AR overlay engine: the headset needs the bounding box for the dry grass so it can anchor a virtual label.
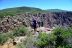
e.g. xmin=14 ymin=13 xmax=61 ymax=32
xmin=0 ymin=43 xmax=16 ymax=48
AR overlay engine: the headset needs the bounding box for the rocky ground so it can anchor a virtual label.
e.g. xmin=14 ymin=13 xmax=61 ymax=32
xmin=0 ymin=26 xmax=54 ymax=48
xmin=0 ymin=12 xmax=72 ymax=48
xmin=0 ymin=12 xmax=72 ymax=33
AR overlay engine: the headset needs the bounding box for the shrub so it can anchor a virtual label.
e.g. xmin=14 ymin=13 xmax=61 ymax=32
xmin=16 ymin=43 xmax=26 ymax=48
xmin=53 ymin=27 xmax=72 ymax=48
xmin=0 ymin=31 xmax=15 ymax=45
xmin=16 ymin=32 xmax=34 ymax=48
xmin=35 ymin=32 xmax=55 ymax=48
xmin=34 ymin=27 xmax=72 ymax=48
xmin=57 ymin=44 xmax=72 ymax=48
xmin=6 ymin=32 xmax=14 ymax=39
xmin=53 ymin=27 xmax=72 ymax=38
xmin=13 ymin=26 xmax=27 ymax=37
xmin=0 ymin=33 xmax=8 ymax=45
xmin=36 ymin=33 xmax=48 ymax=48
xmin=0 ymin=26 xmax=27 ymax=45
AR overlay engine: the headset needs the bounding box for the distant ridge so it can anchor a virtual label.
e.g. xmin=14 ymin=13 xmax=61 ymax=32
xmin=47 ymin=9 xmax=70 ymax=12
xmin=0 ymin=6 xmax=72 ymax=17
xmin=0 ymin=6 xmax=43 ymax=17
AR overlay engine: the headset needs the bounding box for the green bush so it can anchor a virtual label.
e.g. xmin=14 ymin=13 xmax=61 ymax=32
xmin=0 ymin=33 xmax=8 ymax=45
xmin=35 ymin=27 xmax=72 ymax=48
xmin=16 ymin=43 xmax=26 ymax=48
xmin=53 ymin=27 xmax=72 ymax=48
xmin=6 ymin=32 xmax=14 ymax=39
xmin=0 ymin=31 xmax=15 ymax=45
xmin=13 ymin=26 xmax=27 ymax=37
xmin=35 ymin=32 xmax=56 ymax=48
xmin=35 ymin=32 xmax=51 ymax=48
xmin=16 ymin=32 xmax=34 ymax=48
xmin=57 ymin=44 xmax=72 ymax=48
xmin=53 ymin=27 xmax=72 ymax=38
xmin=0 ymin=26 xmax=27 ymax=45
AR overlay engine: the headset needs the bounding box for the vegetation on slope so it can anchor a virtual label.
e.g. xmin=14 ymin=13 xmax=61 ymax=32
xmin=0 ymin=6 xmax=70 ymax=18
xmin=0 ymin=6 xmax=44 ymax=18
xmin=15 ymin=26 xmax=72 ymax=48
xmin=0 ymin=26 xmax=27 ymax=45
xmin=0 ymin=6 xmax=72 ymax=48
xmin=47 ymin=9 xmax=68 ymax=12
xmin=34 ymin=27 xmax=72 ymax=48
xmin=13 ymin=26 xmax=27 ymax=37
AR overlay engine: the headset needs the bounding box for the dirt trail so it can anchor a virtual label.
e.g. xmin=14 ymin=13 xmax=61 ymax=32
xmin=0 ymin=43 xmax=16 ymax=48
xmin=36 ymin=27 xmax=54 ymax=33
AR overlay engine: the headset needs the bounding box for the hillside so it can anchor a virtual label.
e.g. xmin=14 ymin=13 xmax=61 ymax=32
xmin=0 ymin=6 xmax=72 ymax=48
xmin=47 ymin=9 xmax=68 ymax=12
xmin=0 ymin=6 xmax=69 ymax=18
xmin=0 ymin=7 xmax=72 ymax=32
xmin=0 ymin=6 xmax=45 ymax=18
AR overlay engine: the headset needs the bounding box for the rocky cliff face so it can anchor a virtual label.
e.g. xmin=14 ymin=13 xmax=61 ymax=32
xmin=29 ymin=12 xmax=72 ymax=28
xmin=0 ymin=11 xmax=72 ymax=32
xmin=44 ymin=12 xmax=72 ymax=27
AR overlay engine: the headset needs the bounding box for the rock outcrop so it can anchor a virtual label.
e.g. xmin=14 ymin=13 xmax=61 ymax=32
xmin=0 ymin=11 xmax=72 ymax=32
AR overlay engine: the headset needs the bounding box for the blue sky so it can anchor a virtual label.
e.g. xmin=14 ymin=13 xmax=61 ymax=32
xmin=0 ymin=0 xmax=72 ymax=11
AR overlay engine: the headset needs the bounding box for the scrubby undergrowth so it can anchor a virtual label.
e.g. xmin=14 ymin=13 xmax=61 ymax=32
xmin=0 ymin=26 xmax=72 ymax=48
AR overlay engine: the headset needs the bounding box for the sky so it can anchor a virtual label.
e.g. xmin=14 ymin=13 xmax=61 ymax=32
xmin=0 ymin=0 xmax=72 ymax=11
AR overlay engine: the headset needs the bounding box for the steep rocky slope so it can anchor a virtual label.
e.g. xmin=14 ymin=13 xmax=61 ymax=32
xmin=0 ymin=7 xmax=72 ymax=32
